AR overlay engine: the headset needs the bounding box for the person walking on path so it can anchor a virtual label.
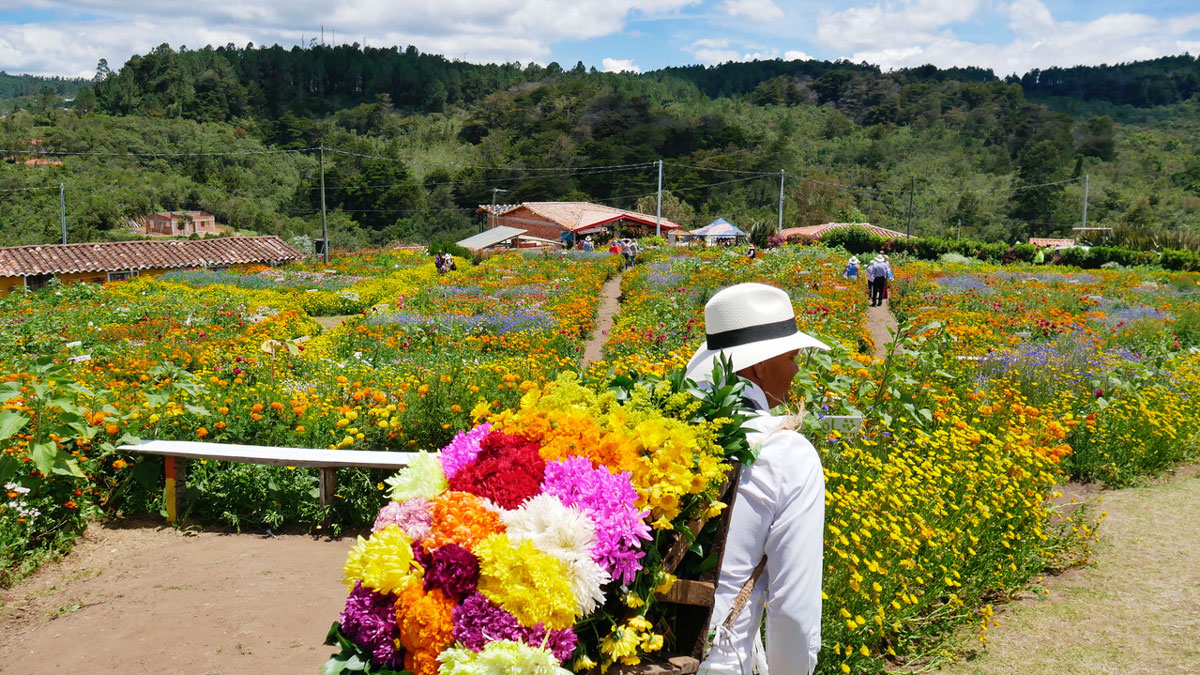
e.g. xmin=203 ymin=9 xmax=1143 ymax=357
xmin=866 ymin=255 xmax=887 ymax=306
xmin=687 ymin=283 xmax=829 ymax=675
xmin=843 ymin=255 xmax=859 ymax=280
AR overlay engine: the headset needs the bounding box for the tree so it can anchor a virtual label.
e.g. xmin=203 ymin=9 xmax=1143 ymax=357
xmin=636 ymin=190 xmax=697 ymax=229
xmin=1009 ymin=140 xmax=1070 ymax=236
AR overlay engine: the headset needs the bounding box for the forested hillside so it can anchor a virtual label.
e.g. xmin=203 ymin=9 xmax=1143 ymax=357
xmin=0 ymin=44 xmax=1195 ymax=250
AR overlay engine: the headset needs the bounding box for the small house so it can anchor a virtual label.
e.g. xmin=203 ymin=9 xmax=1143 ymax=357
xmin=142 ymin=211 xmax=219 ymax=236
xmin=0 ymin=236 xmax=303 ymax=295
xmin=477 ymin=201 xmax=682 ymax=243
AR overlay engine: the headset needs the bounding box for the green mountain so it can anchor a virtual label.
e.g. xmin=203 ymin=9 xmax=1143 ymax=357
xmin=0 ymin=44 xmax=1195 ymax=250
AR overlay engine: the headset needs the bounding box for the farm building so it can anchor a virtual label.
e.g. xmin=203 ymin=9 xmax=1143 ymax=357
xmin=778 ymin=222 xmax=914 ymax=241
xmin=0 ymin=236 xmax=303 ymax=295
xmin=141 ymin=210 xmax=219 ymax=236
xmin=1027 ymin=237 xmax=1077 ymax=249
xmin=477 ymin=202 xmax=682 ymax=243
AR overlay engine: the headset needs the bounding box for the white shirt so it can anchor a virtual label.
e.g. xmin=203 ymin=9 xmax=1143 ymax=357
xmin=700 ymin=381 xmax=825 ymax=675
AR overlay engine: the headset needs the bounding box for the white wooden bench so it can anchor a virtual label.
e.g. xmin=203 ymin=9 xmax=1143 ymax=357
xmin=117 ymin=440 xmax=414 ymax=523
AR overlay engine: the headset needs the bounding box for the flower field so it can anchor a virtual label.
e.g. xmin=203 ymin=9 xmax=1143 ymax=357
xmin=582 ymin=245 xmax=1200 ymax=672
xmin=2 ymin=242 xmax=1198 ymax=674
xmin=0 ymin=249 xmax=620 ymax=582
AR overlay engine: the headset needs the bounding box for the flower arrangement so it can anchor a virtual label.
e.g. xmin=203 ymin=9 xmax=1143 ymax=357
xmin=324 ymin=370 xmax=748 ymax=674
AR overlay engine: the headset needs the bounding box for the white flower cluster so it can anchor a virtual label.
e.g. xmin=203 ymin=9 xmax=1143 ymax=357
xmin=4 ymin=482 xmax=40 ymax=520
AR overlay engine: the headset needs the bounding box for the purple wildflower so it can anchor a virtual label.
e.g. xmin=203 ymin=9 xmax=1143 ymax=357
xmin=439 ymin=423 xmax=492 ymax=479
xmin=339 ymin=582 xmax=403 ymax=669
xmin=541 ymin=456 xmax=652 ymax=585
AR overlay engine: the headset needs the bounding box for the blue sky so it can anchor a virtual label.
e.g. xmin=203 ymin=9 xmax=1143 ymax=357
xmin=1 ymin=1 xmax=1197 ymax=79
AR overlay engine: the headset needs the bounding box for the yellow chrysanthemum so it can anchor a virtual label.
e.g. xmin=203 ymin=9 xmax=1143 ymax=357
xmin=342 ymin=524 xmax=418 ymax=595
xmin=474 ymin=533 xmax=577 ymax=630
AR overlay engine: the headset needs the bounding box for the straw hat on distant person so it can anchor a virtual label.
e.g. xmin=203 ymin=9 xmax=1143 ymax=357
xmin=686 ymin=283 xmax=829 ymax=382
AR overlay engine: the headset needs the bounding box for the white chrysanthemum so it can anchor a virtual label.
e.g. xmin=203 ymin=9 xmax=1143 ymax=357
xmin=502 ymin=494 xmax=611 ymax=615
xmin=384 ymin=451 xmax=447 ymax=501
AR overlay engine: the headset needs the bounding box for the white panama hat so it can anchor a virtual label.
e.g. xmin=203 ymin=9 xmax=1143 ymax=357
xmin=873 ymin=255 xmax=886 ymax=263
xmin=685 ymin=283 xmax=829 ymax=382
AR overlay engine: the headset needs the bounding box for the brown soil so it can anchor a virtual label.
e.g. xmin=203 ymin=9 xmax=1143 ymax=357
xmin=930 ymin=463 xmax=1200 ymax=674
xmin=866 ymin=300 xmax=899 ymax=359
xmin=313 ymin=315 xmax=357 ymax=332
xmin=0 ymin=519 xmax=351 ymax=674
xmin=580 ymin=273 xmax=624 ymax=369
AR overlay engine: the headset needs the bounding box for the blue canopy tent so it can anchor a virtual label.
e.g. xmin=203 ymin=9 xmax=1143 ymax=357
xmin=685 ymin=218 xmax=747 ymax=243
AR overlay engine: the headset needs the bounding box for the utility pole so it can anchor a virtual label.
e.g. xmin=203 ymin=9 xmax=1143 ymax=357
xmin=1081 ymin=174 xmax=1089 ymax=229
xmin=655 ymin=159 xmax=663 ymax=238
xmin=319 ymin=146 xmax=328 ymax=265
xmin=906 ymin=176 xmax=914 ymax=239
xmin=777 ymin=169 xmax=785 ymax=234
xmin=59 ymin=183 xmax=66 ymax=244
xmin=489 ymin=188 xmax=508 ymax=232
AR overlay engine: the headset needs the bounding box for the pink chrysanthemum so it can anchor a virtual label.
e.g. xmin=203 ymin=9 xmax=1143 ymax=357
xmin=439 ymin=423 xmax=492 ymax=479
xmin=373 ymin=497 xmax=433 ymax=540
xmin=541 ymin=456 xmax=651 ymax=585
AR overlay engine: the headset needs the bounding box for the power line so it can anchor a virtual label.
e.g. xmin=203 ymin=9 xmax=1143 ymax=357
xmin=322 ymin=146 xmax=655 ymax=173
xmin=663 ymin=161 xmax=777 ymax=176
xmin=0 ymin=147 xmax=318 ymax=157
xmin=0 ymin=184 xmax=62 ymax=193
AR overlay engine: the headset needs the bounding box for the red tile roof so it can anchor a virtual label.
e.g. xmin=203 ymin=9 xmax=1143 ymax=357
xmin=479 ymin=201 xmax=682 ymax=231
xmin=778 ymin=222 xmax=913 ymax=240
xmin=1027 ymin=237 xmax=1076 ymax=248
xmin=0 ymin=236 xmax=303 ymax=277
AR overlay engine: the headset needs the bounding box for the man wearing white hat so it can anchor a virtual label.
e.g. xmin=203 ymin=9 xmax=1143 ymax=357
xmin=687 ymin=282 xmax=828 ymax=675
xmin=866 ymin=255 xmax=887 ymax=306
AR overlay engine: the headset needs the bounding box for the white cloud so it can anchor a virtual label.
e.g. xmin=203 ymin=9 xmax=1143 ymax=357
xmin=684 ymin=38 xmax=805 ymax=65
xmin=817 ymin=0 xmax=984 ymax=51
xmin=0 ymin=0 xmax=701 ymax=76
xmin=602 ymin=57 xmax=640 ymax=73
xmin=723 ymin=0 xmax=783 ymax=22
xmin=826 ymin=0 xmax=1200 ymax=76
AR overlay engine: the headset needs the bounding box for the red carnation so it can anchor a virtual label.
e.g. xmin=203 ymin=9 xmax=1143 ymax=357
xmin=447 ymin=431 xmax=546 ymax=509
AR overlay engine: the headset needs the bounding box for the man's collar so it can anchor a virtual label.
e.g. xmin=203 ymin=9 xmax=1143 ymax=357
xmin=740 ymin=380 xmax=771 ymax=412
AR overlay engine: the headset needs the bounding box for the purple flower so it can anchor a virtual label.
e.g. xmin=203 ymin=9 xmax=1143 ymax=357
xmin=417 ymin=544 xmax=479 ymax=601
xmin=439 ymin=423 xmax=492 ymax=479
xmin=452 ymin=592 xmax=578 ymax=662
xmin=373 ymin=497 xmax=432 ymax=540
xmin=339 ymin=582 xmax=402 ymax=669
xmin=541 ymin=456 xmax=651 ymax=585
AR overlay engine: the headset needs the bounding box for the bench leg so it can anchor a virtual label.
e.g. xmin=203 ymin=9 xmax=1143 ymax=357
xmin=164 ymin=455 xmax=184 ymax=524
xmin=319 ymin=467 xmax=337 ymax=507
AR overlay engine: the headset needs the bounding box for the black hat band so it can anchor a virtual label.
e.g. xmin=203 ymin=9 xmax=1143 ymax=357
xmin=705 ymin=317 xmax=798 ymax=350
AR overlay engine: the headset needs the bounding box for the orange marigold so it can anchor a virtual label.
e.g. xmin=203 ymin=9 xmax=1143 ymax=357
xmin=396 ymin=585 xmax=455 ymax=675
xmin=424 ymin=491 xmax=505 ymax=550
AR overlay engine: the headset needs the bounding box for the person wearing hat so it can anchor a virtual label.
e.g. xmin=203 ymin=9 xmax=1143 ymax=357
xmin=687 ymin=283 xmax=828 ymax=675
xmin=866 ymin=255 xmax=887 ymax=306
xmin=843 ymin=255 xmax=859 ymax=280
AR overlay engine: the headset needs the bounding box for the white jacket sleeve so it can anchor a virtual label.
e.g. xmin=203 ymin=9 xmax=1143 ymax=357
xmin=700 ymin=418 xmax=825 ymax=675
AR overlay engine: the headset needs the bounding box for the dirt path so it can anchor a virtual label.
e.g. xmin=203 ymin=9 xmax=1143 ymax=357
xmin=0 ymin=521 xmax=350 ymax=674
xmin=866 ymin=299 xmax=899 ymax=359
xmin=313 ymin=315 xmax=356 ymax=332
xmin=931 ymin=464 xmax=1200 ymax=674
xmin=580 ymin=272 xmax=624 ymax=369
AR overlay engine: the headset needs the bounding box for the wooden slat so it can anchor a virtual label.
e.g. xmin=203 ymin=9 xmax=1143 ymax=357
xmin=118 ymin=440 xmax=414 ymax=469
xmin=657 ymin=580 xmax=715 ymax=607
xmin=609 ymin=655 xmax=700 ymax=674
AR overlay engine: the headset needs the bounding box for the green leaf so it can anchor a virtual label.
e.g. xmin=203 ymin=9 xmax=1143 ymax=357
xmin=30 ymin=441 xmax=59 ymax=476
xmin=184 ymin=404 xmax=210 ymax=417
xmin=0 ymin=410 xmax=29 ymax=441
xmin=0 ymin=381 xmax=21 ymax=402
xmin=145 ymin=391 xmax=169 ymax=408
xmin=0 ymin=454 xmax=18 ymax=484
